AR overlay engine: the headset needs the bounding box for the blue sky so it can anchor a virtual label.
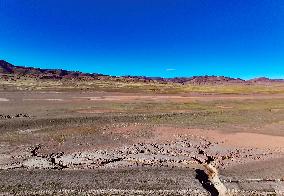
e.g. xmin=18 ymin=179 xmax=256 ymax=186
xmin=0 ymin=0 xmax=284 ymax=79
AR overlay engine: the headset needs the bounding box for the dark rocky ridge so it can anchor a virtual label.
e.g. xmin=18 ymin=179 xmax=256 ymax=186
xmin=1 ymin=60 xmax=283 ymax=84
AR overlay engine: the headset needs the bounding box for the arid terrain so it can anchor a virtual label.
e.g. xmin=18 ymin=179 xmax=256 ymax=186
xmin=0 ymin=61 xmax=284 ymax=195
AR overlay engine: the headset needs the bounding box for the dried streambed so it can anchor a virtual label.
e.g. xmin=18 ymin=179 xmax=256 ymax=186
xmin=1 ymin=136 xmax=283 ymax=195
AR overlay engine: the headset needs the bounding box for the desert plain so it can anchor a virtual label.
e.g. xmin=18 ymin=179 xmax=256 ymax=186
xmin=0 ymin=63 xmax=284 ymax=195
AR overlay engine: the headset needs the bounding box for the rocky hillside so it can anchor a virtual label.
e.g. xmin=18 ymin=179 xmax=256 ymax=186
xmin=0 ymin=60 xmax=283 ymax=84
xmin=0 ymin=60 xmax=105 ymax=80
xmin=248 ymin=77 xmax=284 ymax=83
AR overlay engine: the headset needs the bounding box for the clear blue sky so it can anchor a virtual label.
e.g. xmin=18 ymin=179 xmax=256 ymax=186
xmin=0 ymin=0 xmax=284 ymax=79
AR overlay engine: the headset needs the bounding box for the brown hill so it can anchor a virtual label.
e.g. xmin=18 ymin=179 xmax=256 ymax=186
xmin=0 ymin=60 xmax=282 ymax=84
xmin=0 ymin=60 xmax=104 ymax=80
xmin=248 ymin=77 xmax=284 ymax=83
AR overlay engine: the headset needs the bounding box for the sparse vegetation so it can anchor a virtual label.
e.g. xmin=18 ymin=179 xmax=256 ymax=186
xmin=1 ymin=74 xmax=284 ymax=94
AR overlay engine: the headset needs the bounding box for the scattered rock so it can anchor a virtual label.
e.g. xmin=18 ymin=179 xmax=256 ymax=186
xmin=0 ymin=113 xmax=30 ymax=119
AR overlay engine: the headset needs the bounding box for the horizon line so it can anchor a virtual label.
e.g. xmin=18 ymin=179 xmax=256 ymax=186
xmin=1 ymin=59 xmax=283 ymax=81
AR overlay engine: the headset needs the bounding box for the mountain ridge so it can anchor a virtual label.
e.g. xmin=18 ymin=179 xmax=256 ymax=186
xmin=1 ymin=60 xmax=283 ymax=84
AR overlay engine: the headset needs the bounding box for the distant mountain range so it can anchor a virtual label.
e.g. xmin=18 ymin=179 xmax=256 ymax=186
xmin=0 ymin=60 xmax=283 ymax=84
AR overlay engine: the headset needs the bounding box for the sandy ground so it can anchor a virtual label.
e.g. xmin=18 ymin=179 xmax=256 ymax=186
xmin=0 ymin=91 xmax=284 ymax=195
xmin=167 ymin=127 xmax=284 ymax=150
xmin=2 ymin=91 xmax=284 ymax=102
